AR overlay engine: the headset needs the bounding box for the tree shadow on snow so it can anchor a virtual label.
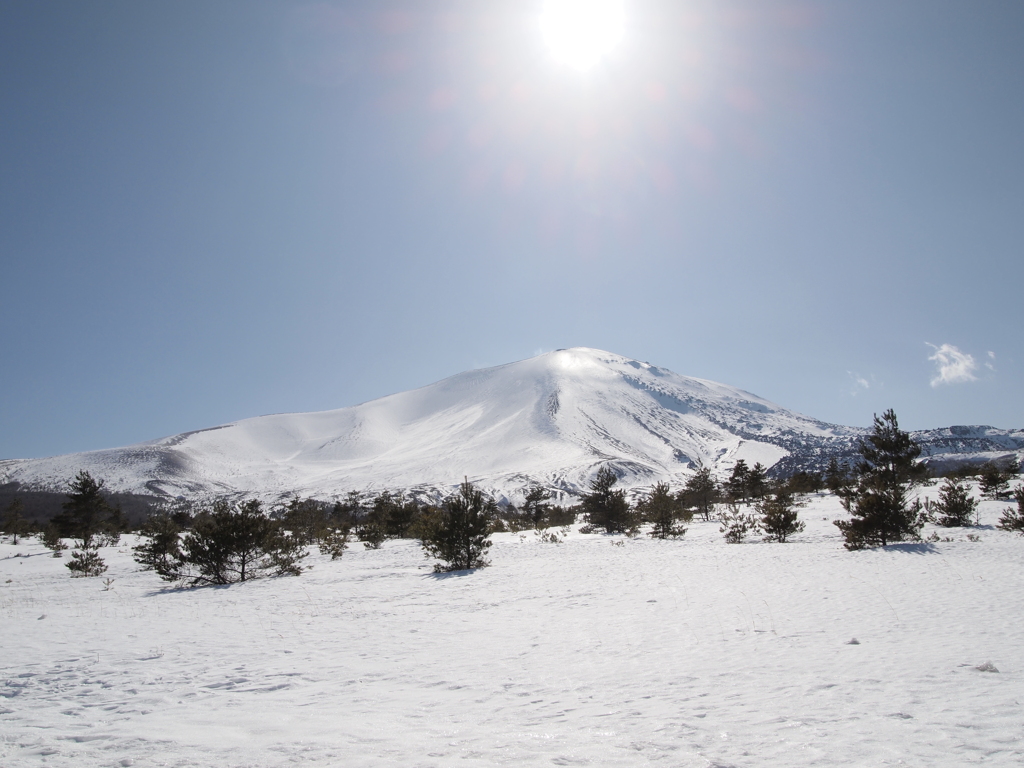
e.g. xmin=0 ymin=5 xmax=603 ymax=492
xmin=883 ymin=542 xmax=938 ymax=554
xmin=424 ymin=568 xmax=479 ymax=580
xmin=2 ymin=550 xmax=53 ymax=561
xmin=142 ymin=582 xmax=237 ymax=597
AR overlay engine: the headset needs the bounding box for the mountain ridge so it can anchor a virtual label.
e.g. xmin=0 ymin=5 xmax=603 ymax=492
xmin=2 ymin=348 xmax=1021 ymax=504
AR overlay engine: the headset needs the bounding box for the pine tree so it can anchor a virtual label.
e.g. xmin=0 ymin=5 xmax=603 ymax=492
xmin=641 ymin=482 xmax=689 ymax=539
xmin=66 ymin=545 xmax=107 ymax=577
xmin=784 ymin=471 xmax=822 ymax=496
xmin=420 ymin=479 xmax=494 ymax=571
xmin=522 ymin=486 xmax=552 ymax=529
xmin=719 ymin=503 xmax=759 ymax=543
xmin=834 ymin=409 xmax=925 ymax=549
xmin=997 ymin=485 xmax=1024 ymax=535
xmin=581 ymin=466 xmax=633 ymax=534
xmin=158 ymin=497 xmax=196 ymax=530
xmin=746 ymin=462 xmax=769 ymax=502
xmin=41 ymin=524 xmax=68 ymax=557
xmin=132 ymin=513 xmax=183 ymax=577
xmin=358 ymin=492 xmax=391 ymax=549
xmin=334 ymin=491 xmax=364 ymax=530
xmin=825 ymin=456 xmax=856 ymax=507
xmin=51 ymin=470 xmax=118 ymax=548
xmin=140 ymin=499 xmax=306 ymax=585
xmin=758 ymin=491 xmax=805 ymax=542
xmin=318 ymin=525 xmax=350 ymax=559
xmin=280 ymin=497 xmax=332 ymax=545
xmin=385 ymin=494 xmax=420 ymax=538
xmin=825 ymin=456 xmax=845 ymax=493
xmin=1 ymin=498 xmax=32 ymax=544
xmin=979 ymin=459 xmax=1016 ymax=499
xmin=932 ymin=477 xmax=979 ymax=527
xmin=683 ymin=461 xmax=718 ymax=521
xmin=725 ymin=460 xmax=751 ymax=503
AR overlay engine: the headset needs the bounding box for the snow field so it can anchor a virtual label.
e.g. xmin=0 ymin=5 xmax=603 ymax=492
xmin=2 ymin=492 xmax=1023 ymax=767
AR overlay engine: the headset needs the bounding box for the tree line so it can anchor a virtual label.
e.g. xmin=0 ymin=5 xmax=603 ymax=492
xmin=3 ymin=408 xmax=1023 ymax=580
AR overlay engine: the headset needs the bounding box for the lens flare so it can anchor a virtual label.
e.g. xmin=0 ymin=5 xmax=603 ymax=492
xmin=540 ymin=0 xmax=625 ymax=72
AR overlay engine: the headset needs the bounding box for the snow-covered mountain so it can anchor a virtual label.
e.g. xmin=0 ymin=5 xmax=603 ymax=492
xmin=1 ymin=348 xmax=1020 ymax=503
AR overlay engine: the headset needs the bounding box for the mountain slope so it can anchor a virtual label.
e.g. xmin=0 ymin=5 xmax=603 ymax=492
xmin=1 ymin=348 xmax=1020 ymax=502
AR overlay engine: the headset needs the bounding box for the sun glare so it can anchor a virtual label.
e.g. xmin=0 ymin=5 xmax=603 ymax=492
xmin=540 ymin=0 xmax=625 ymax=72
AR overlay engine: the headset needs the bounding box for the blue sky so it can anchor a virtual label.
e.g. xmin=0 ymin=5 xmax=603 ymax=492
xmin=2 ymin=0 xmax=1022 ymax=460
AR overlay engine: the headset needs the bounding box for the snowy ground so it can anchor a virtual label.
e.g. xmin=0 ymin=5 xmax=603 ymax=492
xmin=2 ymin=490 xmax=1023 ymax=767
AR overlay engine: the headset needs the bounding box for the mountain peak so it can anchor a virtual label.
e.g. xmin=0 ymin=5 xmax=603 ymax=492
xmin=0 ymin=349 xmax=836 ymax=501
xmin=2 ymin=350 xmax=1019 ymax=503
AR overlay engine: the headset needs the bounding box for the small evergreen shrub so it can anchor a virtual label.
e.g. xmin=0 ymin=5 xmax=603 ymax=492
xmin=132 ymin=514 xmax=182 ymax=576
xmin=66 ymin=546 xmax=107 ymax=577
xmin=318 ymin=526 xmax=350 ymax=559
xmin=932 ymin=477 xmax=979 ymax=527
xmin=358 ymin=518 xmax=387 ymax=549
xmin=42 ymin=525 xmax=68 ymax=557
xmin=420 ymin=480 xmax=494 ymax=572
xmin=547 ymin=504 xmax=578 ymax=527
xmin=783 ymin=470 xmax=823 ymax=496
xmin=640 ymin=482 xmax=690 ymax=539
xmin=355 ymin=491 xmax=404 ymax=548
xmin=535 ymin=528 xmax=565 ymax=544
xmin=490 ymin=504 xmax=532 ymax=533
xmin=979 ymin=459 xmax=1016 ymax=499
xmin=719 ymin=504 xmax=759 ymax=543
xmin=758 ymin=492 xmax=805 ymax=543
xmin=997 ymin=486 xmax=1024 ymax=535
xmin=134 ymin=499 xmax=306 ymax=586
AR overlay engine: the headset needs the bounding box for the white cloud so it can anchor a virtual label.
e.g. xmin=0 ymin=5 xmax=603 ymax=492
xmin=926 ymin=343 xmax=978 ymax=387
xmin=986 ymin=350 xmax=996 ymax=371
xmin=847 ymin=371 xmax=870 ymax=396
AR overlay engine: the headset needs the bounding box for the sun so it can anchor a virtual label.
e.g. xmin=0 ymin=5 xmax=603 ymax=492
xmin=540 ymin=0 xmax=625 ymax=72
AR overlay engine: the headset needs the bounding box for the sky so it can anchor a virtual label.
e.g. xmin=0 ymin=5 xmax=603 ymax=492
xmin=2 ymin=0 xmax=1022 ymax=460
